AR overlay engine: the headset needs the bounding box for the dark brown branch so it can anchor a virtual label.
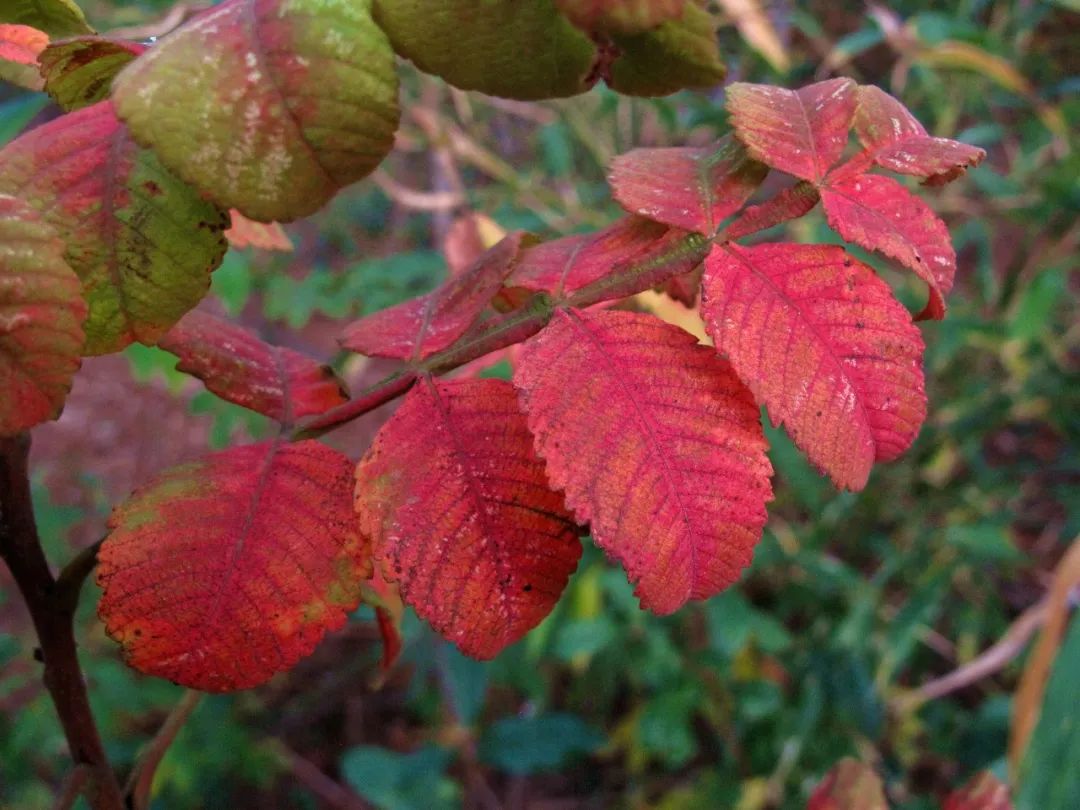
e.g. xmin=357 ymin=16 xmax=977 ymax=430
xmin=0 ymin=435 xmax=123 ymax=810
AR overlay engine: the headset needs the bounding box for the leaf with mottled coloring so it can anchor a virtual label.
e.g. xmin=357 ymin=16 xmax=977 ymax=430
xmin=356 ymin=378 xmax=581 ymax=658
xmin=514 ymin=308 xmax=772 ymax=614
xmin=0 ymin=23 xmax=47 ymax=90
xmin=38 ymin=35 xmax=145 ymax=111
xmin=373 ymin=0 xmax=595 ymax=100
xmin=726 ymin=78 xmax=856 ymax=181
xmin=556 ymin=0 xmax=686 ymax=34
xmin=851 ymin=85 xmax=985 ymax=185
xmin=0 ymin=194 xmax=86 ymax=437
xmin=0 ymin=101 xmax=228 ymax=355
xmin=944 ymin=772 xmax=1012 ymax=810
xmin=225 ymin=211 xmax=293 ymax=252
xmin=608 ymin=3 xmax=725 ymax=97
xmin=806 ymin=759 xmax=888 ymax=810
xmin=821 ymin=173 xmax=955 ymax=319
xmin=0 ymin=0 xmax=93 ymax=38
xmin=113 ymin=0 xmax=400 ymax=222
xmin=608 ymin=136 xmax=767 ymax=235
xmin=702 ymin=243 xmax=926 ymax=491
xmin=340 ymin=232 xmax=525 ymax=361
xmin=97 ymin=440 xmax=368 ymax=692
xmin=157 ymin=310 xmax=346 ymax=424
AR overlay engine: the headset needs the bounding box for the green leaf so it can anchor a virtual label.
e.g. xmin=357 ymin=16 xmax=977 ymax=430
xmin=0 ymin=101 xmax=228 ymax=355
xmin=373 ymin=0 xmax=596 ymax=100
xmin=0 ymin=0 xmax=93 ymax=38
xmin=113 ymin=0 xmax=400 ymax=222
xmin=1017 ymin=616 xmax=1080 ymax=810
xmin=341 ymin=745 xmax=459 ymax=810
xmin=608 ymin=3 xmax=725 ymax=97
xmin=478 ymin=713 xmax=603 ymax=774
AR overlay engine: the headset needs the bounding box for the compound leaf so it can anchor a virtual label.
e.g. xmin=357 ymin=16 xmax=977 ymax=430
xmin=340 ymin=232 xmax=525 ymax=361
xmin=820 ymin=173 xmax=955 ymax=319
xmin=702 ymin=243 xmax=926 ymax=491
xmin=726 ymin=78 xmax=856 ymax=182
xmin=356 ymin=377 xmax=580 ymax=658
xmin=514 ymin=308 xmax=772 ymax=614
xmin=39 ymin=35 xmax=145 ymax=111
xmin=97 ymin=440 xmax=368 ymax=692
xmin=0 ymin=194 xmax=86 ymax=436
xmin=0 ymin=101 xmax=228 ymax=355
xmin=725 ymin=180 xmax=819 ymax=240
xmin=113 ymin=0 xmax=400 ymax=222
xmin=158 ymin=309 xmax=347 ymax=424
xmin=608 ymin=136 xmax=767 ymax=235
xmin=852 ymin=85 xmax=986 ymax=185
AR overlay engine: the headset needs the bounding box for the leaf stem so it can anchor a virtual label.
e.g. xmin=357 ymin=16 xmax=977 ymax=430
xmin=125 ymin=689 xmax=203 ymax=810
xmin=0 ymin=434 xmax=123 ymax=810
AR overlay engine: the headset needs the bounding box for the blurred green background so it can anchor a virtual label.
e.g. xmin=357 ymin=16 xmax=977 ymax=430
xmin=1 ymin=1 xmax=1077 ymax=808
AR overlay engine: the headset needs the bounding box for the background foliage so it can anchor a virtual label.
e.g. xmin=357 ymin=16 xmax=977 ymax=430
xmin=1 ymin=0 xmax=1076 ymax=808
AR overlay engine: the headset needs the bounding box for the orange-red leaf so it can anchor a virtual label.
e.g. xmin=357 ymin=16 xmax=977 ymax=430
xmin=608 ymin=136 xmax=767 ymax=235
xmin=702 ymin=243 xmax=926 ymax=491
xmin=852 ymin=85 xmax=985 ymax=185
xmin=556 ymin=0 xmax=687 ymax=34
xmin=943 ymin=772 xmax=1012 ymax=810
xmin=514 ymin=308 xmax=772 ymax=614
xmin=38 ymin=35 xmax=146 ymax=111
xmin=97 ymin=440 xmax=368 ymax=692
xmin=806 ymin=758 xmax=888 ymax=810
xmin=725 ymin=180 xmax=820 ymax=240
xmin=727 ymin=78 xmax=856 ymax=182
xmin=355 ymin=378 xmax=580 ymax=658
xmin=0 ymin=23 xmax=47 ymax=90
xmin=821 ymin=173 xmax=955 ymax=320
xmin=224 ymin=210 xmax=294 ymax=252
xmin=0 ymin=100 xmax=228 ymax=354
xmin=157 ymin=310 xmax=347 ymax=423
xmin=340 ymin=233 xmax=525 ymax=361
xmin=0 ymin=194 xmax=86 ymax=437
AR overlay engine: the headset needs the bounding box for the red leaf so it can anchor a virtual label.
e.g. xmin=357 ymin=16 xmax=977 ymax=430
xmin=340 ymin=232 xmax=525 ymax=361
xmin=0 ymin=194 xmax=87 ymax=437
xmin=0 ymin=100 xmax=229 ymax=355
xmin=807 ymin=759 xmax=888 ymax=810
xmin=702 ymin=243 xmax=926 ymax=491
xmin=725 ymin=180 xmax=820 ymax=240
xmin=443 ymin=212 xmax=505 ymax=275
xmin=726 ymin=78 xmax=856 ymax=182
xmin=39 ymin=35 xmax=147 ymax=111
xmin=0 ymin=22 xmax=47 ymax=65
xmin=514 ymin=308 xmax=772 ymax=614
xmin=157 ymin=310 xmax=347 ymax=424
xmin=224 ymin=210 xmax=293 ymax=252
xmin=851 ymin=85 xmax=985 ymax=185
xmin=507 ymin=217 xmax=709 ymax=307
xmin=359 ymin=567 xmax=404 ymax=671
xmin=97 ymin=440 xmax=368 ymax=692
xmin=658 ymin=263 xmax=703 ymax=306
xmin=0 ymin=23 xmax=47 ymax=90
xmin=355 ymin=378 xmax=580 ymax=658
xmin=608 ymin=136 xmax=767 ymax=234
xmin=821 ymin=173 xmax=955 ymax=320
xmin=943 ymin=772 xmax=1012 ymax=810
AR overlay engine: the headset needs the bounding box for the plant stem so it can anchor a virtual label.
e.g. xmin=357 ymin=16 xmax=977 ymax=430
xmin=0 ymin=434 xmax=123 ymax=810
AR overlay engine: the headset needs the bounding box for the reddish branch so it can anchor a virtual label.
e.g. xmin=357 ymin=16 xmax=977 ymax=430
xmin=0 ymin=435 xmax=124 ymax=809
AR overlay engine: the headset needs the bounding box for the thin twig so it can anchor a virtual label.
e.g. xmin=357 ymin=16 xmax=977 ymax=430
xmin=51 ymin=765 xmax=91 ymax=810
xmin=54 ymin=538 xmax=104 ymax=614
xmin=126 ymin=690 xmax=204 ymax=810
xmin=0 ymin=435 xmax=123 ymax=810
xmin=269 ymin=740 xmax=372 ymax=810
